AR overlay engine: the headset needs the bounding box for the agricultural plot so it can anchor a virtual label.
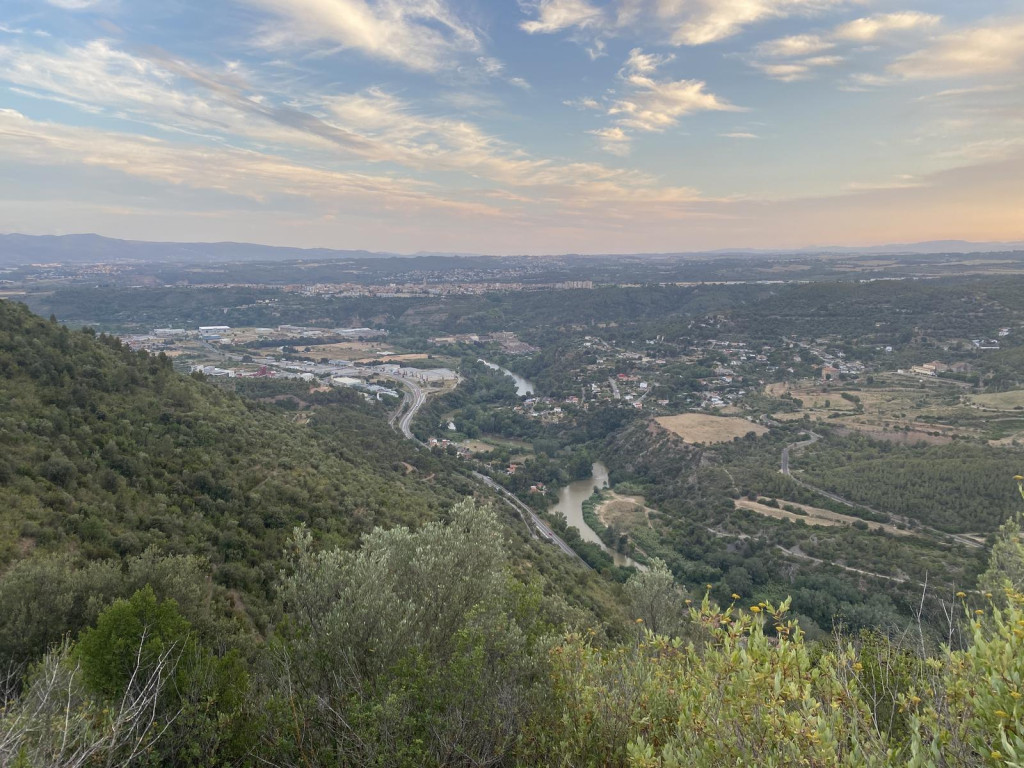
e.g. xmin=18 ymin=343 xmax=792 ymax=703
xmin=970 ymin=390 xmax=1024 ymax=409
xmin=735 ymin=498 xmax=913 ymax=537
xmin=762 ymin=376 xmax=1007 ymax=440
xmin=655 ymin=414 xmax=768 ymax=444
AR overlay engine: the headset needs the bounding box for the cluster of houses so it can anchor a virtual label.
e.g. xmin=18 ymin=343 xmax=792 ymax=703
xmin=904 ymin=360 xmax=973 ymax=377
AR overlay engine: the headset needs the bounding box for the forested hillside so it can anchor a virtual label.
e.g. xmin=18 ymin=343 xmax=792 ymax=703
xmin=600 ymin=419 xmax=988 ymax=636
xmin=0 ymin=298 xmax=513 ymax=665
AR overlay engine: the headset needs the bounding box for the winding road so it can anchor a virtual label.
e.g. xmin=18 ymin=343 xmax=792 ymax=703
xmin=780 ymin=431 xmax=982 ymax=550
xmin=380 ymin=374 xmax=589 ymax=568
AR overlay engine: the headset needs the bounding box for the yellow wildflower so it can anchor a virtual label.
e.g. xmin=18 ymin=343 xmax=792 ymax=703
xmin=750 ymin=606 xmax=761 ymax=613
xmin=956 ymin=591 xmax=966 ymax=598
xmin=731 ymin=593 xmax=741 ymax=600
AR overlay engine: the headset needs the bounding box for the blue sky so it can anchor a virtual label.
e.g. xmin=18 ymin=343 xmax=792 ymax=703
xmin=0 ymin=0 xmax=1022 ymax=253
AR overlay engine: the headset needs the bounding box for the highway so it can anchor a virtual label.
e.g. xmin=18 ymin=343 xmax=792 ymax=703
xmin=471 ymin=472 xmax=591 ymax=569
xmin=386 ymin=376 xmax=426 ymax=441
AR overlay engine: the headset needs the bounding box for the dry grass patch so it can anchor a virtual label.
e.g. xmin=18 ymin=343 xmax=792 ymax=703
xmin=971 ymin=390 xmax=1024 ymax=409
xmin=735 ymin=499 xmax=912 ymax=537
xmin=656 ymin=414 xmax=767 ymax=444
xmin=596 ymin=494 xmax=653 ymax=532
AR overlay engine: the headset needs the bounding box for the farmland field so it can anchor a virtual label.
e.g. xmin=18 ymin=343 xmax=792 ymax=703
xmin=970 ymin=390 xmax=1024 ymax=409
xmin=655 ymin=414 xmax=768 ymax=443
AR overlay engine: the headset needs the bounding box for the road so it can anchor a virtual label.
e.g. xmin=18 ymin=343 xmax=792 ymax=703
xmin=472 ymin=472 xmax=591 ymax=569
xmin=780 ymin=430 xmax=820 ymax=475
xmin=780 ymin=431 xmax=982 ymax=550
xmin=385 ymin=376 xmax=426 ymax=441
xmin=379 ymin=377 xmax=588 ymax=568
xmin=607 ymin=377 xmax=621 ymax=400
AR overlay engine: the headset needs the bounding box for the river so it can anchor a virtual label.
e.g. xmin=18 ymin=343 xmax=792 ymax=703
xmin=479 ymin=360 xmax=535 ymax=396
xmin=551 ymin=462 xmax=639 ymax=568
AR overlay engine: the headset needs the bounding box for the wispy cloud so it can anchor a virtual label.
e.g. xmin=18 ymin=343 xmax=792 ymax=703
xmin=0 ymin=34 xmax=714 ymax=220
xmin=0 ymin=108 xmax=495 ymax=215
xmin=663 ymin=0 xmax=851 ymax=47
xmin=44 ymin=0 xmax=103 ymax=8
xmin=752 ymin=55 xmax=842 ymax=81
xmin=584 ymin=47 xmax=742 ymax=153
xmin=844 ymin=174 xmax=922 ymax=191
xmin=754 ymin=33 xmax=834 ymax=58
xmin=520 ymin=0 xmax=853 ymax=50
xmin=240 ymin=0 xmax=482 ymax=72
xmin=519 ymin=0 xmax=605 ymax=34
xmin=476 ymin=56 xmax=531 ymax=89
xmin=834 ymin=12 xmax=940 ymax=42
xmin=750 ymin=11 xmax=940 ymax=81
xmin=890 ymin=19 xmax=1024 ymax=79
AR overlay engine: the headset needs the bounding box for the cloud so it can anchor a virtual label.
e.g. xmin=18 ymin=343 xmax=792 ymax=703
xmin=840 ymin=72 xmax=891 ymax=90
xmin=750 ymin=11 xmax=940 ymax=81
xmin=476 ymin=56 xmax=531 ymax=88
xmin=609 ymin=74 xmax=740 ymax=133
xmin=241 ymin=0 xmax=481 ymax=72
xmin=519 ymin=0 xmax=852 ymax=50
xmin=580 ymin=48 xmax=741 ymax=153
xmin=589 ymin=126 xmax=631 ymax=155
xmin=0 ymin=38 xmax=710 ymax=211
xmin=0 ymin=104 xmax=709 ymax=232
xmin=844 ymin=174 xmax=922 ymax=191
xmin=890 ymin=19 xmax=1024 ymax=79
xmin=0 ymin=40 xmax=364 ymax=152
xmin=752 ymin=55 xmax=842 ymax=81
xmin=519 ymin=0 xmax=606 ymax=34
xmin=0 ymin=108 xmax=495 ymax=216
xmin=721 ymin=132 xmax=759 ymax=139
xmin=754 ymin=33 xmax=833 ymax=58
xmin=666 ymin=0 xmax=849 ymax=47
xmin=321 ymin=86 xmax=705 ymax=201
xmin=834 ymin=12 xmax=940 ymax=43
xmin=44 ymin=0 xmax=103 ymax=8
xmin=622 ymin=46 xmax=674 ymax=74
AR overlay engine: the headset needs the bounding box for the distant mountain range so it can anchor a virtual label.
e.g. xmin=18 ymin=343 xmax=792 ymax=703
xmin=704 ymin=240 xmax=1024 ymax=256
xmin=0 ymin=233 xmax=396 ymax=266
xmin=1 ymin=232 xmax=1023 ymax=266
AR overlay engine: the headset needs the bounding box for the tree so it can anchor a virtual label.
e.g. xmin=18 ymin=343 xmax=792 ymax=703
xmin=977 ymin=512 xmax=1024 ymax=604
xmin=622 ymin=558 xmax=687 ymax=637
xmin=264 ymin=500 xmax=552 ymax=766
xmin=74 ymin=586 xmax=192 ymax=700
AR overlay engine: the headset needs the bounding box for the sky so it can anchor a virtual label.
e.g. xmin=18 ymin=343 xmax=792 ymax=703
xmin=0 ymin=0 xmax=1022 ymax=254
